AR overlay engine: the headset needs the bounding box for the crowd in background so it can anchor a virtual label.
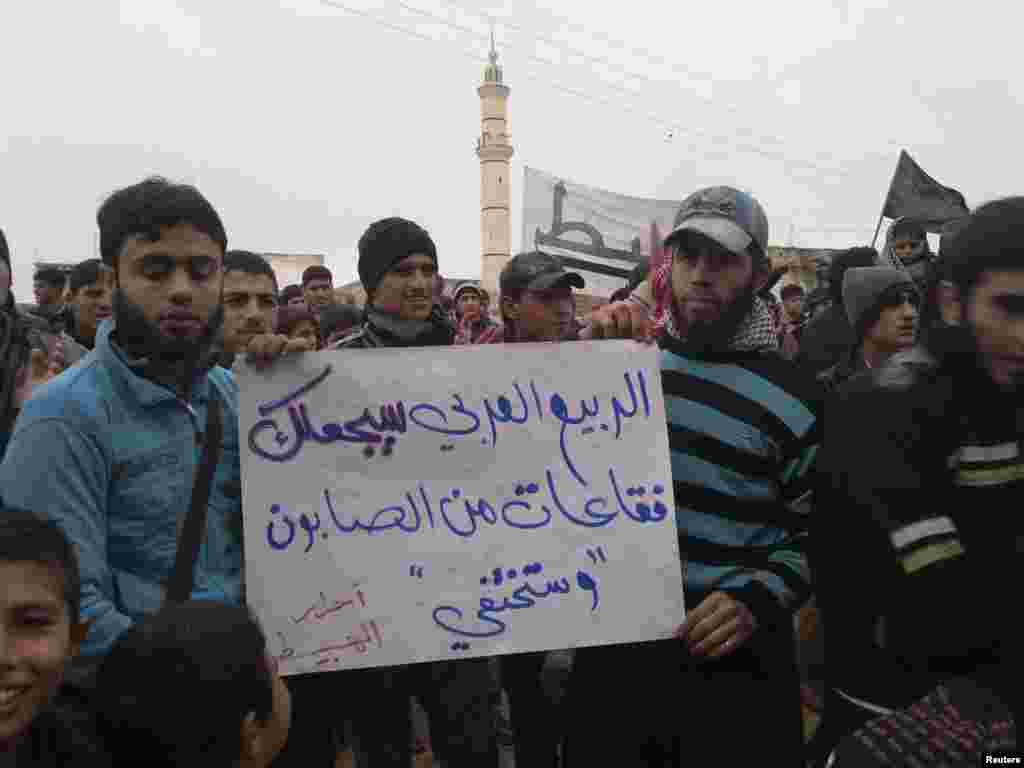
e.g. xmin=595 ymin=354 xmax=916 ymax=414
xmin=0 ymin=178 xmax=1020 ymax=768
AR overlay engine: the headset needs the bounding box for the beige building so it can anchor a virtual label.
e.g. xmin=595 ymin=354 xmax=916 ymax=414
xmin=263 ymin=252 xmax=325 ymax=290
xmin=477 ymin=35 xmax=514 ymax=298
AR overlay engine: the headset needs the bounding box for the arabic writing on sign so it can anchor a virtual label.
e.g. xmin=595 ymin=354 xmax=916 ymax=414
xmin=276 ymin=589 xmax=382 ymax=668
xmin=290 ymin=589 xmax=366 ymax=625
xmin=265 ymin=467 xmax=670 ymax=553
xmin=247 ymin=364 xmax=651 ymax=486
xmin=433 ymin=558 xmax=604 ymax=641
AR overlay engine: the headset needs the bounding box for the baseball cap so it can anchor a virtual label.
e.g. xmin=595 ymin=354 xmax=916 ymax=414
xmin=500 ymin=251 xmax=585 ymax=297
xmin=664 ymin=186 xmax=770 ymax=261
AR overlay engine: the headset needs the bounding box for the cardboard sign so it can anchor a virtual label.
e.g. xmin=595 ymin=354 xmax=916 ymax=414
xmin=238 ymin=341 xmax=684 ymax=675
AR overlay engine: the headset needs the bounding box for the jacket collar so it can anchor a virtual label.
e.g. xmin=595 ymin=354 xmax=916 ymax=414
xmin=95 ymin=318 xmax=211 ymax=408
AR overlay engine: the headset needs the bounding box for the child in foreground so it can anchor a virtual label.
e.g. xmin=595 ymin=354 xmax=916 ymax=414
xmin=96 ymin=600 xmax=292 ymax=768
xmin=0 ymin=504 xmax=105 ymax=767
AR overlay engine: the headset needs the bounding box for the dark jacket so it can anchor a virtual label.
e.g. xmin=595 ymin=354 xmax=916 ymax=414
xmin=4 ymin=684 xmax=110 ymax=767
xmin=816 ymin=349 xmax=868 ymax=395
xmin=814 ymin=345 xmax=1022 ymax=730
xmin=333 ymin=305 xmax=455 ymax=350
xmin=794 ymin=304 xmax=854 ymax=376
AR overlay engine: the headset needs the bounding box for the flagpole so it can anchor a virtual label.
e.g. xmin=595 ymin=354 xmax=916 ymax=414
xmin=870 ymin=212 xmax=885 ymax=249
xmin=871 ymin=150 xmax=904 ymax=250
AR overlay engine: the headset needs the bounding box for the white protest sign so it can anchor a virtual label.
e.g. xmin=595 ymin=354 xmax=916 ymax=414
xmin=238 ymin=341 xmax=684 ymax=676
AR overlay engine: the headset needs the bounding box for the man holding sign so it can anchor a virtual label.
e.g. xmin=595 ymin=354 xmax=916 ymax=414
xmin=331 ymin=217 xmax=499 ymax=768
xmin=579 ymin=187 xmax=822 ymax=767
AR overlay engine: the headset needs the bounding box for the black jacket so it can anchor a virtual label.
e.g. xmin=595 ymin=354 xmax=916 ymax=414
xmin=4 ymin=684 xmax=110 ymax=768
xmin=814 ymin=346 xmax=1022 ymax=724
xmin=816 ymin=349 xmax=868 ymax=396
xmin=333 ymin=305 xmax=455 ymax=349
xmin=795 ymin=304 xmax=854 ymax=376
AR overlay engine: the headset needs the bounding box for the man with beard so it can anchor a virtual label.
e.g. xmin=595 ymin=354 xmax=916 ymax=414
xmin=571 ymin=186 xmax=821 ymax=767
xmin=814 ymin=198 xmax=1024 ymax=766
xmin=63 ymin=259 xmax=114 ymax=357
xmin=0 ymin=178 xmax=324 ymax=765
xmin=333 ymin=217 xmax=498 ymax=768
xmin=219 ymin=250 xmax=278 ymax=368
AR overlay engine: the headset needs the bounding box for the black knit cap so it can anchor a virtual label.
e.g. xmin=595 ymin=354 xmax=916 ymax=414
xmin=301 ymin=265 xmax=333 ymax=287
xmin=357 ymin=217 xmax=437 ymax=296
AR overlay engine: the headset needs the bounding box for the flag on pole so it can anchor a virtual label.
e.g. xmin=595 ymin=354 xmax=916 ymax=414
xmin=882 ymin=150 xmax=969 ymax=233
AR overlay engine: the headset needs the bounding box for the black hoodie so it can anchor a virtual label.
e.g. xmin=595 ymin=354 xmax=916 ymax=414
xmin=814 ymin=335 xmax=1023 ymax=735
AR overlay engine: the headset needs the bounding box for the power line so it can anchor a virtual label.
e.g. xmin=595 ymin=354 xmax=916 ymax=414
xmin=438 ymin=0 xmax=900 ymax=169
xmin=387 ymin=0 xmax=860 ymax=175
xmin=312 ymin=0 xmax=880 ymax=237
xmin=318 ymin=0 xmax=870 ymax=179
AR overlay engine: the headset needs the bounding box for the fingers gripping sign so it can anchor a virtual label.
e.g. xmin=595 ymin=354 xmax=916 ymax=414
xmin=584 ymin=301 xmax=654 ymax=342
xmin=675 ymin=591 xmax=757 ymax=660
xmin=244 ymin=333 xmax=315 ymax=370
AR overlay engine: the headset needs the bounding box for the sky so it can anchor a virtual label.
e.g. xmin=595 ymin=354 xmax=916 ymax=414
xmin=2 ymin=0 xmax=1022 ymax=301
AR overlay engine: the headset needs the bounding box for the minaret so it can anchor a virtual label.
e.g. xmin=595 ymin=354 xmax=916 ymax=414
xmin=477 ymin=30 xmax=513 ymax=298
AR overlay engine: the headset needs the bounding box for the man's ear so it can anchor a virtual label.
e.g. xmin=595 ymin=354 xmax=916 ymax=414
xmin=70 ymin=620 xmax=92 ymax=653
xmin=937 ymin=280 xmax=962 ymax=326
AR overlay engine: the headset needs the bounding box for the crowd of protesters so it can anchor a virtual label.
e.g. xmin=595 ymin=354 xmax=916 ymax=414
xmin=0 ymin=175 xmax=1020 ymax=768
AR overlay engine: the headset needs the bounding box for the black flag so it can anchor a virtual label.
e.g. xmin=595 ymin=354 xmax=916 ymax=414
xmin=882 ymin=150 xmax=969 ymax=233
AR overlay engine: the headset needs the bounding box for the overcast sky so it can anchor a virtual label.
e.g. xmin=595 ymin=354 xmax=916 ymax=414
xmin=2 ymin=0 xmax=1021 ymax=300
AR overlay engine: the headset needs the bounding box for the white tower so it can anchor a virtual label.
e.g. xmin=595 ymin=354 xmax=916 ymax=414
xmin=477 ymin=31 xmax=513 ymax=298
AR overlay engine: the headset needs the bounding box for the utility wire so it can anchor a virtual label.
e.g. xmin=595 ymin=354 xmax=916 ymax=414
xmin=314 ymin=0 xmax=881 ymax=237
xmin=437 ymin=0 xmax=901 ymax=168
xmin=319 ymin=0 xmax=869 ymax=179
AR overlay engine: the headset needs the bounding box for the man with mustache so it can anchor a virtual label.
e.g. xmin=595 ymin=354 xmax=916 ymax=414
xmin=816 ymin=198 xmax=1024 ymax=765
xmin=817 ymin=267 xmax=920 ymax=394
xmin=573 ymin=186 xmax=821 ymax=767
xmin=219 ymin=250 xmax=278 ymax=368
xmin=0 ymin=177 xmax=322 ymax=762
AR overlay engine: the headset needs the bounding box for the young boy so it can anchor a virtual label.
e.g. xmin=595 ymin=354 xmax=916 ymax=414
xmin=0 ymin=504 xmax=103 ymax=766
xmin=96 ymin=600 xmax=291 ymax=768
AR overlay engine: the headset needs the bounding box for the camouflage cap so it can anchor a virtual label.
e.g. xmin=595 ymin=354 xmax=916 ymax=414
xmin=665 ymin=186 xmax=770 ymax=262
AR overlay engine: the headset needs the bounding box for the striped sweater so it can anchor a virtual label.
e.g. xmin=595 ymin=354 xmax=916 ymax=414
xmin=660 ymin=334 xmax=822 ymax=626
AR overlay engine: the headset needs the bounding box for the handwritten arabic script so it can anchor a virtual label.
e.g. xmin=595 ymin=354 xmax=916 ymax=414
xmin=239 ymin=342 xmax=685 ymax=674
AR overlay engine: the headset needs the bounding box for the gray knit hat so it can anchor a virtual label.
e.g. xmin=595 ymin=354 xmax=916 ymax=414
xmin=842 ymin=267 xmax=915 ymax=330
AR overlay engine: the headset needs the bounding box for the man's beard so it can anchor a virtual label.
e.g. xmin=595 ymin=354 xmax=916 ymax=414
xmin=680 ymin=281 xmax=756 ymax=354
xmin=112 ymin=287 xmax=223 ymax=371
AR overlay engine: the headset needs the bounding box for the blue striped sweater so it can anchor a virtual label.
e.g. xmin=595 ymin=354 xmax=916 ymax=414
xmin=660 ymin=335 xmax=822 ymax=624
